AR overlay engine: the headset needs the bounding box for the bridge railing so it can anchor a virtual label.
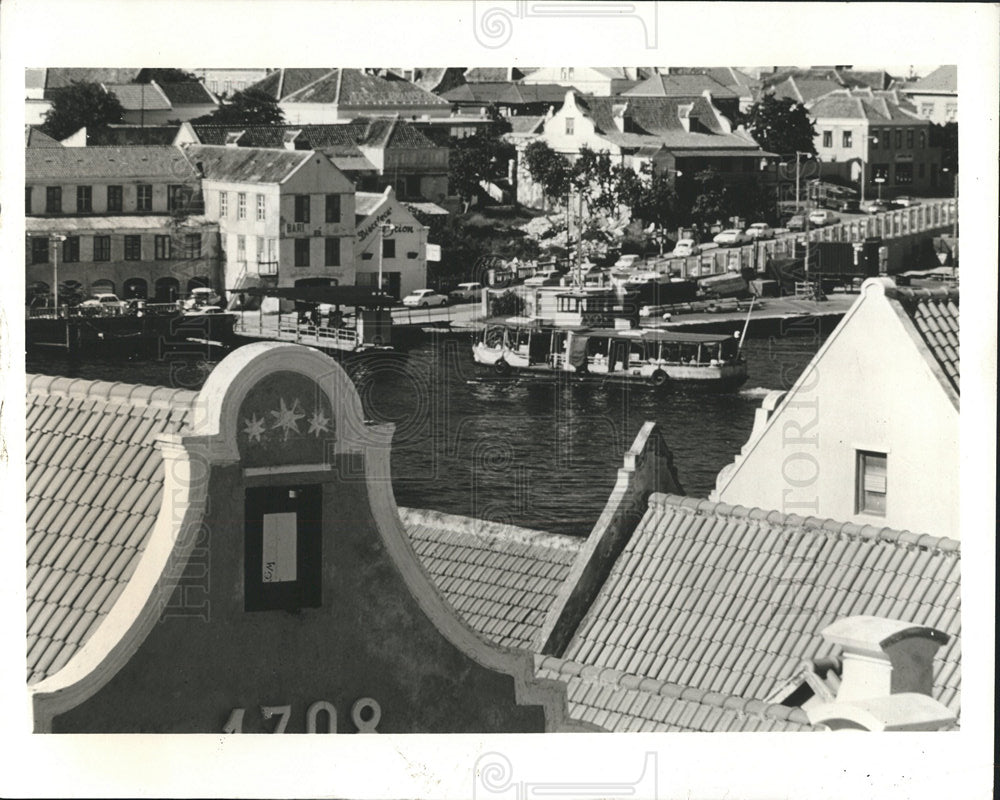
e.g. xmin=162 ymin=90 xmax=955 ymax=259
xmin=666 ymin=197 xmax=957 ymax=280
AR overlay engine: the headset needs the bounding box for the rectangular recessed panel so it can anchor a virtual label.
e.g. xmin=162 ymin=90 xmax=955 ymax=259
xmin=262 ymin=512 xmax=298 ymax=584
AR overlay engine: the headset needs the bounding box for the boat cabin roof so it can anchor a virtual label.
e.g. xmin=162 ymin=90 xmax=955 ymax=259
xmin=487 ymin=318 xmax=733 ymax=343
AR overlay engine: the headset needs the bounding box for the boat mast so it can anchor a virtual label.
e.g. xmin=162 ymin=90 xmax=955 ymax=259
xmin=737 ymin=295 xmax=755 ymax=354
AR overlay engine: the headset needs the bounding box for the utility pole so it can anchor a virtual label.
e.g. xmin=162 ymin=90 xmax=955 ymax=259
xmin=51 ymin=234 xmax=66 ymax=315
xmin=576 ymin=190 xmax=583 ymax=287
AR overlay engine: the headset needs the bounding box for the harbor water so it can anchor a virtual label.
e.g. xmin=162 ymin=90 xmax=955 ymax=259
xmin=25 ymin=326 xmax=826 ymax=536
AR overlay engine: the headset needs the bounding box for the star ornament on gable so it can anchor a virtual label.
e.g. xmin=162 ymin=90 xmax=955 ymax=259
xmin=270 ymin=397 xmax=305 ymax=440
xmin=243 ymin=414 xmax=266 ymax=443
xmin=308 ymin=408 xmax=331 ymax=437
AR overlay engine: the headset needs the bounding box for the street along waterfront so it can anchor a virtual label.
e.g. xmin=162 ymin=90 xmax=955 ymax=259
xmin=25 ymin=330 xmax=824 ymax=536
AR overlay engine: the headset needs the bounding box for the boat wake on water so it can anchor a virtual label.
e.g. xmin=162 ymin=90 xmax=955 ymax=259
xmin=738 ymin=386 xmax=773 ymax=398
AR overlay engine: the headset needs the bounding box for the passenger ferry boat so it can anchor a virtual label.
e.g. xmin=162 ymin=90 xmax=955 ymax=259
xmin=473 ymin=317 xmax=748 ymax=391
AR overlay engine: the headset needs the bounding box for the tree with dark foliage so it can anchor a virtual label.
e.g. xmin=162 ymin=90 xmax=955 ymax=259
xmin=523 ymin=140 xmax=570 ymax=203
xmin=191 ymin=88 xmax=285 ymax=126
xmin=41 ymin=81 xmax=124 ymax=140
xmin=448 ymin=128 xmax=515 ymax=211
xmin=743 ymin=94 xmax=817 ymax=158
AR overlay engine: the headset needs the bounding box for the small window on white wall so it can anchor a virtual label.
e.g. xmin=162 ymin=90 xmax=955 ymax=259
xmin=566 ymin=118 xmax=574 ymax=135
xmin=856 ymin=451 xmax=887 ymax=516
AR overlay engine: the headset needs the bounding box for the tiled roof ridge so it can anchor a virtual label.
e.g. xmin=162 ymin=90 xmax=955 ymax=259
xmin=398 ymin=507 xmax=584 ymax=552
xmin=535 ymin=655 xmax=814 ymax=726
xmin=26 ymin=373 xmax=199 ymax=413
xmin=884 ymin=284 xmax=960 ymax=305
xmin=647 ymin=493 xmax=960 ymax=553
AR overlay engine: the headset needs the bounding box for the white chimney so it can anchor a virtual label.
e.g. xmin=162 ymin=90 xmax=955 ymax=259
xmin=804 ymin=616 xmax=955 ymax=731
xmin=821 ymin=616 xmax=948 ymax=701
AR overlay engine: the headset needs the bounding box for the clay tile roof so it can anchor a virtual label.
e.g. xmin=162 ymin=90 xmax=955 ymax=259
xmin=26 ymin=374 xmax=199 ymax=685
xmin=534 ymin=655 xmax=820 ymax=732
xmin=625 ymin=73 xmax=739 ymax=99
xmin=885 ymin=284 xmax=960 ymax=400
xmin=182 ymin=144 xmax=315 ymax=183
xmin=25 ymin=127 xmax=62 ymax=148
xmin=158 ymin=81 xmax=216 ymax=105
xmin=248 ymin=68 xmax=336 ymax=101
xmin=44 ymin=68 xmax=143 ymax=97
xmin=399 ymin=507 xmax=583 ymax=651
xmin=103 ymin=82 xmax=172 ymax=111
xmin=907 ymin=65 xmax=957 ymax=94
xmin=561 ymin=493 xmax=961 ymax=715
xmin=25 ymin=145 xmax=197 ymax=181
xmin=463 ymin=67 xmax=533 ymax=83
xmin=283 ymin=68 xmax=449 ymax=108
xmin=87 ymin=124 xmax=181 ymax=146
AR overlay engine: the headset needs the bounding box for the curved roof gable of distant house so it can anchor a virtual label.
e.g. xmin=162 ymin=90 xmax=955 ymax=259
xmin=25 ymin=146 xmax=197 ymax=181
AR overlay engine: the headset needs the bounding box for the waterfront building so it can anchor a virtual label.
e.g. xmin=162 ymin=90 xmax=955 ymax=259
xmin=807 ymin=88 xmax=943 ymax=197
xmin=186 ymin=144 xmax=356 ymax=293
xmin=712 ymin=278 xmax=959 ymax=539
xmin=900 ymin=65 xmax=958 ymax=124
xmin=24 ymin=145 xmax=220 ymax=302
xmin=26 ymin=324 xmax=959 ymax=732
xmin=354 ymin=187 xmax=431 ymax=299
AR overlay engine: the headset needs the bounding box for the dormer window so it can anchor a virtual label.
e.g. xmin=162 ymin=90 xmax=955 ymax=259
xmin=244 ymin=485 xmax=323 ymax=612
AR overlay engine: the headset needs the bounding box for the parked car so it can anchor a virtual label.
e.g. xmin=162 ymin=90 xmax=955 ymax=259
xmin=402 ymin=289 xmax=449 ymax=307
xmin=183 ymin=286 xmax=222 ymax=309
xmin=523 ymin=269 xmax=563 ymax=287
xmin=448 ymin=282 xmax=484 ymax=303
xmin=79 ymin=292 xmax=127 ymax=310
xmin=865 ymin=199 xmax=897 ymax=215
xmin=613 ymin=254 xmax=643 ymax=269
xmin=713 ymin=228 xmax=750 ymax=247
xmin=745 ymin=222 xmax=774 ymax=240
xmin=808 ymin=209 xmax=840 ymax=227
xmin=894 ymin=196 xmax=922 ymax=207
xmin=786 ymin=215 xmax=806 ymax=231
xmin=672 ymin=238 xmax=701 ymax=257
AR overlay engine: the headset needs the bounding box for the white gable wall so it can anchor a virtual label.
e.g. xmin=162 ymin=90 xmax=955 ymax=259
xmin=541 ymin=92 xmax=621 ymax=159
xmin=713 ymin=280 xmax=959 ymax=538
